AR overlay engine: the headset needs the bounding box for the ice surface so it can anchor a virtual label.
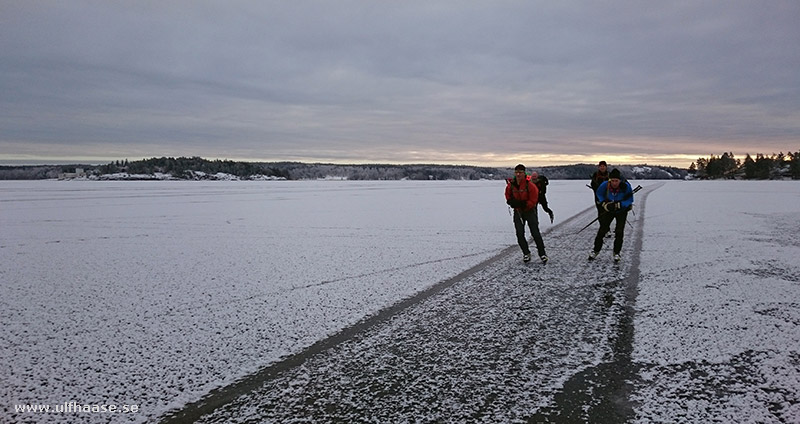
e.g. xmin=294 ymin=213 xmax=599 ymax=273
xmin=2 ymin=179 xmax=798 ymax=423
xmin=633 ymin=180 xmax=800 ymax=423
xmin=1 ymin=180 xmax=576 ymax=422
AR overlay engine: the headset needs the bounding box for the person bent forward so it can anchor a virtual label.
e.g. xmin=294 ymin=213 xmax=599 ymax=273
xmin=589 ymin=168 xmax=633 ymax=263
xmin=505 ymin=164 xmax=548 ymax=263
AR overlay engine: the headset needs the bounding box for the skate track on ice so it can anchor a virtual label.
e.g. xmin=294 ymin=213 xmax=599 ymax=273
xmin=161 ymin=182 xmax=663 ymax=423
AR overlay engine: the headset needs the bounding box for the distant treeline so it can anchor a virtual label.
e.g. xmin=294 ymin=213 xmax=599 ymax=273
xmin=533 ymin=164 xmax=687 ymax=180
xmin=101 ymin=157 xmax=263 ymax=178
xmin=101 ymin=157 xmax=506 ymax=180
xmin=0 ymin=165 xmax=62 ymax=180
xmin=690 ymin=151 xmax=800 ymax=179
xmin=0 ymin=157 xmax=691 ymax=180
xmin=273 ymin=162 xmax=688 ymax=180
xmin=264 ymin=162 xmax=503 ymax=180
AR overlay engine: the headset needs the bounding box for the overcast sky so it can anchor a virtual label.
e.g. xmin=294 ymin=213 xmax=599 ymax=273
xmin=1 ymin=1 xmax=798 ymax=167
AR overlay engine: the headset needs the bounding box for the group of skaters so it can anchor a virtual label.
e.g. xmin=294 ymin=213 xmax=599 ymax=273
xmin=505 ymin=161 xmax=634 ymax=264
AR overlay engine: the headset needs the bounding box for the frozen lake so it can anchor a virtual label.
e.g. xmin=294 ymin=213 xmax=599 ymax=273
xmin=2 ymin=179 xmax=798 ymax=423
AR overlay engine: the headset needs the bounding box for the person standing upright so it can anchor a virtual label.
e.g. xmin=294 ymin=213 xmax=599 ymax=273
xmin=590 ymin=161 xmax=609 ymax=218
xmin=505 ymin=164 xmax=548 ymax=263
xmin=589 ymin=168 xmax=634 ymax=263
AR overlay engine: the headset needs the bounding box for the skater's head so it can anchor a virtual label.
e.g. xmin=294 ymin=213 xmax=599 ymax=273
xmin=609 ymin=168 xmax=622 ymax=187
xmin=598 ymin=161 xmax=607 ymax=172
xmin=530 ymin=171 xmax=539 ymax=180
xmin=514 ymin=164 xmax=527 ymax=182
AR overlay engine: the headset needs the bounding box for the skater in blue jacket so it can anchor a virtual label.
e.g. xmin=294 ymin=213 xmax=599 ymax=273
xmin=588 ymin=168 xmax=633 ymax=263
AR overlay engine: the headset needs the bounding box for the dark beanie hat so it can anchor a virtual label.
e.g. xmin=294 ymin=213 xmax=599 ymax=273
xmin=609 ymin=168 xmax=622 ymax=179
xmin=599 ymin=160 xmax=607 ymax=166
xmin=515 ymin=164 xmax=526 ymax=171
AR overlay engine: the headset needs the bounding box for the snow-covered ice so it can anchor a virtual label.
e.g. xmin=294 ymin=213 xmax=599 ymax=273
xmin=0 ymin=180 xmax=545 ymax=422
xmin=633 ymin=181 xmax=800 ymax=422
xmin=1 ymin=179 xmax=798 ymax=423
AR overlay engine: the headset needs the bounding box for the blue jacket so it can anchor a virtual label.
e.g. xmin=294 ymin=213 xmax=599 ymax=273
xmin=596 ymin=180 xmax=634 ymax=210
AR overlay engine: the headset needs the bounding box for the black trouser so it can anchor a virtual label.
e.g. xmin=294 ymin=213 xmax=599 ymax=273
xmin=514 ymin=208 xmax=546 ymax=257
xmin=593 ymin=209 xmax=628 ymax=255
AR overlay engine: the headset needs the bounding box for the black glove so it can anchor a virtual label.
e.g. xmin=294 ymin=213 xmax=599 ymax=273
xmin=547 ymin=210 xmax=554 ymax=223
xmin=602 ymin=201 xmax=620 ymax=212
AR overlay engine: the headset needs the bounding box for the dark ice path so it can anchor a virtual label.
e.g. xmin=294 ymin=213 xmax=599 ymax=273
xmin=161 ymin=183 xmax=661 ymax=423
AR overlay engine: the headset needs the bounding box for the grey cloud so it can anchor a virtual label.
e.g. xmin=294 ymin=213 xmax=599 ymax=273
xmin=1 ymin=1 xmax=798 ymax=166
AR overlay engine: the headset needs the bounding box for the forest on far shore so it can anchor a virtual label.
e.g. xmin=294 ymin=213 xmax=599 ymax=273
xmin=0 ymin=158 xmax=685 ymax=181
xmin=1 ymin=150 xmax=798 ymax=180
xmin=690 ymin=151 xmax=800 ymax=180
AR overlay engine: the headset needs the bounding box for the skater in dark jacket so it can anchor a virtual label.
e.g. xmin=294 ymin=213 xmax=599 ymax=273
xmin=589 ymin=168 xmax=633 ymax=263
xmin=505 ymin=164 xmax=548 ymax=263
xmin=530 ymin=172 xmax=554 ymax=223
xmin=590 ymin=161 xmax=609 ymax=217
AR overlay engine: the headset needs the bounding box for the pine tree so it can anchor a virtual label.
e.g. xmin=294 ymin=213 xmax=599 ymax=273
xmin=743 ymin=154 xmax=756 ymax=179
xmin=790 ymin=151 xmax=800 ymax=180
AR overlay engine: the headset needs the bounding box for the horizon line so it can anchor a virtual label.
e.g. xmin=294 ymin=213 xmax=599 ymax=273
xmin=3 ymin=150 xmax=792 ymax=169
xmin=0 ymin=157 xmax=694 ymax=169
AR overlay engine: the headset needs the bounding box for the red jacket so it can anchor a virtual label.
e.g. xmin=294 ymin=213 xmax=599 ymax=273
xmin=505 ymin=177 xmax=539 ymax=212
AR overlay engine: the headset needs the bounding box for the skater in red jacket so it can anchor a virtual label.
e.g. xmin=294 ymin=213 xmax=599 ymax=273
xmin=505 ymin=164 xmax=548 ymax=264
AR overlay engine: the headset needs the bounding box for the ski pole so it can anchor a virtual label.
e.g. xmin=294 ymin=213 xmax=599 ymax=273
xmin=576 ymin=185 xmax=642 ymax=234
xmin=576 ymin=214 xmax=603 ymax=234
